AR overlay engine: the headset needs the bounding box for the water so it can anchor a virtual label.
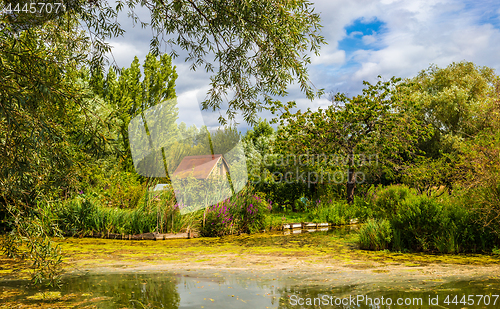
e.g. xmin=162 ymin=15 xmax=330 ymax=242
xmin=1 ymin=270 xmax=499 ymax=308
xmin=1 ymin=227 xmax=498 ymax=308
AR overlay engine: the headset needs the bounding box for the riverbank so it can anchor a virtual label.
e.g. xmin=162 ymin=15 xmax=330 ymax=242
xmin=2 ymin=228 xmax=500 ymax=281
xmin=2 ymin=229 xmax=500 ymax=308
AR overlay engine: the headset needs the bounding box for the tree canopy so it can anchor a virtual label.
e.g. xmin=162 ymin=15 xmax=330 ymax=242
xmin=2 ymin=0 xmax=325 ymax=124
xmin=277 ymin=77 xmax=431 ymax=203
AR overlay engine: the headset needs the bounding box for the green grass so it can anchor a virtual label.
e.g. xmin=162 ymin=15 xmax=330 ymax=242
xmin=269 ymin=212 xmax=310 ymax=223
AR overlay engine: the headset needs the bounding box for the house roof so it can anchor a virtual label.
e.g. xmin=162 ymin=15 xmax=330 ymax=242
xmin=172 ymin=154 xmax=229 ymax=179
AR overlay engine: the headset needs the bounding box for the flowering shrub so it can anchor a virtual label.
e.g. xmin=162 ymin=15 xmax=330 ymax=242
xmin=200 ymin=189 xmax=271 ymax=237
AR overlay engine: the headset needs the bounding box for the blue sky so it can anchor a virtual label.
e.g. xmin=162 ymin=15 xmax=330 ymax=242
xmin=107 ymin=0 xmax=500 ymax=131
xmin=338 ymin=18 xmax=386 ymax=55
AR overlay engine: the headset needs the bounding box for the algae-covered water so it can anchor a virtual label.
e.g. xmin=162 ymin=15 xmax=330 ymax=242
xmin=2 ymin=227 xmax=500 ymax=308
xmin=1 ymin=269 xmax=500 ymax=308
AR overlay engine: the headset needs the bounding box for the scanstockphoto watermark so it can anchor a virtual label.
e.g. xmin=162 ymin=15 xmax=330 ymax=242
xmin=250 ymin=167 xmax=367 ymax=187
xmin=251 ymin=152 xmax=379 ymax=187
xmin=261 ymin=152 xmax=379 ymax=168
xmin=289 ymin=294 xmax=424 ymax=307
xmin=289 ymin=294 xmax=500 ymax=307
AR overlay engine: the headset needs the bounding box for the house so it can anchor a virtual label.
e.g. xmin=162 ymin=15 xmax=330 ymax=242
xmin=172 ymin=154 xmax=230 ymax=179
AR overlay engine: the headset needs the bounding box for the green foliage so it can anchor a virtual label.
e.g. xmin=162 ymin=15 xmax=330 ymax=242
xmin=244 ymin=119 xmax=275 ymax=146
xmin=305 ymin=200 xmax=358 ymax=225
xmin=242 ymin=118 xmax=313 ymax=208
xmin=91 ymin=53 xmax=178 ymax=173
xmin=358 ymin=219 xmax=392 ymax=251
xmin=401 ymin=156 xmax=457 ymax=195
xmin=277 ymin=77 xmax=430 ymax=204
xmin=56 ymin=188 xmax=198 ymax=235
xmin=409 ymin=62 xmax=498 ymax=141
xmin=0 ymin=20 xmax=101 ymax=285
xmin=0 ymin=23 xmax=93 ymax=207
xmin=4 ymin=0 xmax=325 ymax=124
xmin=390 ymin=194 xmax=444 ymax=252
xmin=368 ymin=185 xmax=498 ymax=253
xmin=92 ymin=169 xmax=146 ymax=209
xmin=200 ymin=188 xmax=271 ymax=237
xmin=1 ymin=203 xmax=63 ymax=286
xmin=459 ymin=128 xmax=500 ymax=239
xmin=120 ymin=0 xmax=325 ymax=124
xmin=370 ymin=185 xmax=413 ymax=219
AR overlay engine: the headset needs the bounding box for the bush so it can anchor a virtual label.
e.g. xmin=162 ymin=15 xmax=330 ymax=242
xmin=439 ymin=192 xmax=498 ymax=253
xmin=370 ymin=184 xmax=413 ymax=220
xmin=199 ymin=187 xmax=271 ymax=237
xmin=382 ymin=187 xmax=498 ymax=253
xmin=390 ymin=194 xmax=444 ymax=251
xmin=358 ymin=218 xmax=392 ymax=251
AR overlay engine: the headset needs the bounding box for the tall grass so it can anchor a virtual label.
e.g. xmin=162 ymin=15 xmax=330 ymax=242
xmin=358 ymin=219 xmax=392 ymax=250
xmin=56 ymin=189 xmax=200 ymax=236
xmin=305 ymin=198 xmax=370 ymax=225
xmin=366 ymin=184 xmax=500 ymax=253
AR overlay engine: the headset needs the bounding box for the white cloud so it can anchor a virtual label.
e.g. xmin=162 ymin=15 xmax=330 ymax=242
xmin=107 ymin=41 xmax=146 ymax=68
xmin=362 ymin=34 xmax=378 ymax=45
xmin=311 ymin=49 xmax=345 ymax=65
xmin=107 ymin=0 xmax=500 ymax=125
xmin=176 ymin=89 xmax=206 ymax=128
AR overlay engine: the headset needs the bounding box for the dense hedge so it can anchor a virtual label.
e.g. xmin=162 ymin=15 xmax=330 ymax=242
xmin=359 ymin=185 xmax=500 ymax=253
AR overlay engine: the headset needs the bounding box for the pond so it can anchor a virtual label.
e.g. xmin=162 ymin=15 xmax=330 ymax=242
xmin=2 ymin=226 xmax=500 ymax=308
xmin=1 ymin=269 xmax=499 ymax=308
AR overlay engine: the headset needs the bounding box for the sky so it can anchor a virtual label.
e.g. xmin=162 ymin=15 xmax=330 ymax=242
xmin=106 ymin=0 xmax=500 ymax=132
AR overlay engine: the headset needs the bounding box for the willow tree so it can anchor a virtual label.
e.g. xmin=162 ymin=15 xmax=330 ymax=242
xmin=0 ymin=17 xmax=102 ymax=284
xmin=3 ymin=0 xmax=325 ymax=122
xmin=400 ymin=62 xmax=500 ymax=193
xmin=407 ymin=61 xmax=499 ymax=158
xmin=1 ymin=0 xmax=324 ymax=283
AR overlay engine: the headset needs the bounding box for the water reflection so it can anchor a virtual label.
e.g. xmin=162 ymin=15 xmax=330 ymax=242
xmin=63 ymin=273 xmax=181 ymax=308
xmin=1 ymin=271 xmax=499 ymax=308
xmin=276 ymin=278 xmax=500 ymax=308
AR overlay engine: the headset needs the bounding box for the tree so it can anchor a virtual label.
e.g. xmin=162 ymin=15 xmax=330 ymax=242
xmin=399 ymin=62 xmax=500 ymax=193
xmin=277 ymin=77 xmax=429 ymax=204
xmin=407 ymin=61 xmax=499 ymax=158
xmin=2 ymin=0 xmax=325 ymax=125
xmin=93 ymin=53 xmax=178 ymax=173
xmin=243 ymin=119 xmax=276 ymax=185
xmin=0 ymin=18 xmax=106 ymax=284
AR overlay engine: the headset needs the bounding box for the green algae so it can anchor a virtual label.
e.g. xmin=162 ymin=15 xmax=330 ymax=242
xmin=2 ymin=229 xmax=500 ymax=285
xmin=43 ymin=229 xmax=500 ymax=278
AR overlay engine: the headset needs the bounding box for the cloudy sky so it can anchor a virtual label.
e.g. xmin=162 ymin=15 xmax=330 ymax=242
xmin=107 ymin=0 xmax=500 ymax=132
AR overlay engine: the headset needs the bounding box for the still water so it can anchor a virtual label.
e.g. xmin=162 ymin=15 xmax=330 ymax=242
xmin=1 ymin=270 xmax=499 ymax=308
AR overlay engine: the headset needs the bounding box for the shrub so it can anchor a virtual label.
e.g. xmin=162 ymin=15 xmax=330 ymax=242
xmin=352 ymin=196 xmax=373 ymax=222
xmin=358 ymin=219 xmax=392 ymax=251
xmin=440 ymin=192 xmax=498 ymax=253
xmin=199 ymin=187 xmax=271 ymax=237
xmin=390 ymin=194 xmax=444 ymax=251
xmin=370 ymin=184 xmax=413 ymax=220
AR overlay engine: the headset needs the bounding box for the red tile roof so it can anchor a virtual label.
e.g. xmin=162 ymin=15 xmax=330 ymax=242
xmin=172 ymin=154 xmax=229 ymax=179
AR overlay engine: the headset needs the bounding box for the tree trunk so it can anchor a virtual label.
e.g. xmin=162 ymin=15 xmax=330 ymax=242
xmin=347 ymin=167 xmax=356 ymax=204
xmin=346 ymin=153 xmax=355 ymax=204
